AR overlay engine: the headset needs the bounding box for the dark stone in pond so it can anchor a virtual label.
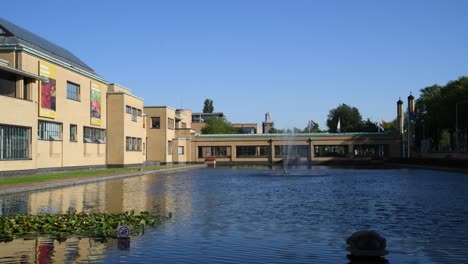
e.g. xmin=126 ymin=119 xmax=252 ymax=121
xmin=346 ymin=230 xmax=388 ymax=257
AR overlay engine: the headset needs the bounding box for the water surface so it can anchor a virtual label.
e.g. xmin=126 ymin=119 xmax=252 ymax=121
xmin=0 ymin=167 xmax=467 ymax=263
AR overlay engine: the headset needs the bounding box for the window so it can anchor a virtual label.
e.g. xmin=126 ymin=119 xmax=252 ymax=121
xmin=0 ymin=70 xmax=16 ymax=98
xmin=70 ymin=124 xmax=77 ymax=142
xmin=198 ymin=146 xmax=231 ymax=158
xmin=168 ymin=118 xmax=175 ymax=129
xmin=137 ymin=109 xmax=142 ymax=117
xmin=126 ymin=137 xmax=131 ymax=151
xmin=126 ymin=105 xmax=132 ymax=113
xmin=181 ymin=122 xmax=187 ymax=128
xmin=178 ymin=146 xmax=184 ymax=155
xmin=0 ymin=125 xmax=30 ymax=160
xmin=38 ymin=121 xmax=62 ymax=140
xmin=236 ymin=146 xmax=270 ymax=158
xmin=274 ymin=145 xmax=308 ymax=158
xmin=66 ymin=82 xmax=80 ymax=101
xmin=151 ymin=117 xmax=160 ymax=128
xmin=353 ymin=144 xmax=387 ymax=157
xmin=131 ymin=108 xmax=137 ymax=121
xmin=314 ymin=145 xmax=348 ymax=157
xmin=83 ymin=127 xmax=105 ymax=143
xmin=168 ymin=141 xmax=173 ymax=155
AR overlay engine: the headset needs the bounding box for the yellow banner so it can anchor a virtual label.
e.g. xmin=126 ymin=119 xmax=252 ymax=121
xmin=90 ymin=81 xmax=102 ymax=126
xmin=38 ymin=61 xmax=57 ymax=119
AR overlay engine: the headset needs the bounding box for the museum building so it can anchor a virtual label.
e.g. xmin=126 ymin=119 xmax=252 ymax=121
xmin=0 ymin=17 xmax=403 ymax=176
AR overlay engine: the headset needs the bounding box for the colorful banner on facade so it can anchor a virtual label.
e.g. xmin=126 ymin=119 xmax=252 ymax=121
xmin=39 ymin=61 xmax=57 ymax=118
xmin=90 ymin=81 xmax=102 ymax=126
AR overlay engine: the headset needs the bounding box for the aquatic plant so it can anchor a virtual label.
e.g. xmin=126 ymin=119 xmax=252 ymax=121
xmin=0 ymin=210 xmax=169 ymax=242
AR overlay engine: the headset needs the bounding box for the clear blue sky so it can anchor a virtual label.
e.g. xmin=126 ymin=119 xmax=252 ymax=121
xmin=3 ymin=0 xmax=468 ymax=130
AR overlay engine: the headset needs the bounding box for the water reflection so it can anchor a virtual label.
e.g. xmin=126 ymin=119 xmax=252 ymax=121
xmin=0 ymin=175 xmax=172 ymax=216
xmin=0 ymin=168 xmax=467 ymax=263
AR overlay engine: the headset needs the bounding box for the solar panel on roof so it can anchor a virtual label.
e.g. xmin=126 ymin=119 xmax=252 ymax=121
xmin=0 ymin=17 xmax=96 ymax=74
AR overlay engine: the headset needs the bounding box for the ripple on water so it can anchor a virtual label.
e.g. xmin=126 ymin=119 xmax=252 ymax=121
xmin=1 ymin=168 xmax=468 ymax=263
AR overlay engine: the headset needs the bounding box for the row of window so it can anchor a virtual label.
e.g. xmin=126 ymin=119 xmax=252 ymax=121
xmin=38 ymin=121 xmax=106 ymax=143
xmin=151 ymin=117 xmax=184 ymax=129
xmin=125 ymin=105 xmax=142 ymax=121
xmin=198 ymin=145 xmax=389 ymax=158
xmin=126 ymin=137 xmax=142 ymax=151
xmin=0 ymin=71 xmax=95 ymax=104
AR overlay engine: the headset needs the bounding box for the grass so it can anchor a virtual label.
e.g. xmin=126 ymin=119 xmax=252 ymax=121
xmin=0 ymin=165 xmax=186 ymax=187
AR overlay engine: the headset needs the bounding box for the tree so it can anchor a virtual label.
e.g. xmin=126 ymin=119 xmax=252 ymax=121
xmin=326 ymin=104 xmax=363 ymax=133
xmin=203 ymin=99 xmax=214 ymax=113
xmin=415 ymin=76 xmax=468 ymax=151
xmin=201 ymin=118 xmax=238 ymax=134
xmin=268 ymin=128 xmax=283 ymax=134
xmin=361 ymin=118 xmax=378 ymax=132
xmin=381 ymin=119 xmax=398 ymax=131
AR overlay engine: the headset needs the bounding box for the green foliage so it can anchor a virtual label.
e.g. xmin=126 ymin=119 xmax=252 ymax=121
xmin=326 ymin=104 xmax=363 ymax=132
xmin=0 ymin=211 xmax=169 ymax=242
xmin=203 ymin=99 xmax=214 ymax=113
xmin=415 ymin=76 xmax=468 ymax=150
xmin=267 ymin=128 xmax=282 ymax=134
xmin=201 ymin=118 xmax=238 ymax=134
xmin=361 ymin=118 xmax=378 ymax=132
xmin=382 ymin=118 xmax=398 ymax=131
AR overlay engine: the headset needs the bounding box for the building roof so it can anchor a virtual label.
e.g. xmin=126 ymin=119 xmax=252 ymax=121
xmin=0 ymin=17 xmax=98 ymax=76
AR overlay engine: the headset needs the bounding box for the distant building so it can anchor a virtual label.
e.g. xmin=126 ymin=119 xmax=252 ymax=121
xmin=191 ymin=112 xmax=226 ymax=133
xmin=231 ymin=123 xmax=261 ymax=134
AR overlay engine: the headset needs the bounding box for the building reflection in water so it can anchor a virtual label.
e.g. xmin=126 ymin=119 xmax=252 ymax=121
xmin=0 ymin=173 xmax=184 ymax=262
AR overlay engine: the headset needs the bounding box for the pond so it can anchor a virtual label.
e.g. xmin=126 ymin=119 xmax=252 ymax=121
xmin=0 ymin=167 xmax=467 ymax=263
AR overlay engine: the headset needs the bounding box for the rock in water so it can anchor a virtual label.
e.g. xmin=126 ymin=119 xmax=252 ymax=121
xmin=346 ymin=230 xmax=388 ymax=257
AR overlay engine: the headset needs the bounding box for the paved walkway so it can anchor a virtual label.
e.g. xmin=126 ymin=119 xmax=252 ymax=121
xmin=0 ymin=165 xmax=206 ymax=195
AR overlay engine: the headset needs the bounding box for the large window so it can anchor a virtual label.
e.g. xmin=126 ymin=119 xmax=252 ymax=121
xmin=66 ymin=81 xmax=80 ymax=101
xmin=198 ymin=146 xmax=231 ymax=158
xmin=0 ymin=125 xmax=30 ymax=160
xmin=126 ymin=137 xmax=142 ymax=151
xmin=236 ymin=146 xmax=270 ymax=158
xmin=151 ymin=117 xmax=160 ymax=128
xmin=38 ymin=121 xmax=62 ymax=140
xmin=83 ymin=127 xmax=105 ymax=143
xmin=314 ymin=145 xmax=348 ymax=157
